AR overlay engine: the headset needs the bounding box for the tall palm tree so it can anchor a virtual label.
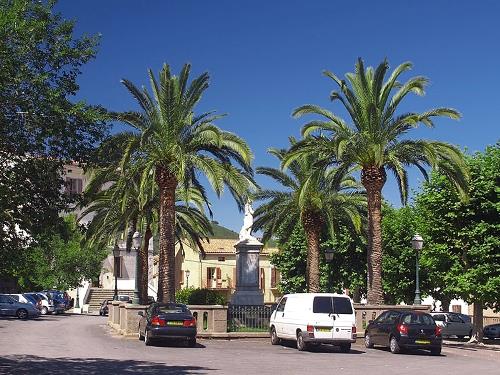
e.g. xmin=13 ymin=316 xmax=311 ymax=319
xmin=253 ymin=140 xmax=366 ymax=292
xmin=81 ymin=159 xmax=213 ymax=303
xmin=285 ymin=58 xmax=469 ymax=304
xmin=115 ymin=63 xmax=254 ymax=302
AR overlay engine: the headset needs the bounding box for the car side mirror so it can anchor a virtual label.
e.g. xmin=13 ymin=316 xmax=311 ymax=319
xmin=137 ymin=311 xmax=144 ymax=317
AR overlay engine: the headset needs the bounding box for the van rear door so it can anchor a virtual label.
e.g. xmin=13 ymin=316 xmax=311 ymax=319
xmin=332 ymin=297 xmax=354 ymax=340
xmin=312 ymin=296 xmax=336 ymax=339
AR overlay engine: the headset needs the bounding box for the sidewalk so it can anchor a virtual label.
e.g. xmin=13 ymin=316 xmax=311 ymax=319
xmin=443 ymin=339 xmax=500 ymax=352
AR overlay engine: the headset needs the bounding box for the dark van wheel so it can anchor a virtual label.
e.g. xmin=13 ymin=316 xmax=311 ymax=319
xmin=16 ymin=309 xmax=28 ymax=319
xmin=296 ymin=331 xmax=308 ymax=351
xmin=340 ymin=343 xmax=351 ymax=353
xmin=389 ymin=336 xmax=401 ymax=354
xmin=270 ymin=327 xmax=280 ymax=345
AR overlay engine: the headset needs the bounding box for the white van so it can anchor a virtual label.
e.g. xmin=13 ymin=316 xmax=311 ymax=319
xmin=269 ymin=293 xmax=356 ymax=352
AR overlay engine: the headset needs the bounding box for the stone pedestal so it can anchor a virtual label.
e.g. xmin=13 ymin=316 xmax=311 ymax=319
xmin=230 ymin=238 xmax=264 ymax=305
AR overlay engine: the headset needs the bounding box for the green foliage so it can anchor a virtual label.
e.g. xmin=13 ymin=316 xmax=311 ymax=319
xmin=15 ymin=215 xmax=107 ymax=291
xmin=270 ymin=224 xmax=366 ymax=298
xmin=175 ymin=287 xmax=226 ymax=305
xmin=415 ymin=143 xmax=500 ymax=310
xmin=0 ymin=0 xmax=108 ymax=278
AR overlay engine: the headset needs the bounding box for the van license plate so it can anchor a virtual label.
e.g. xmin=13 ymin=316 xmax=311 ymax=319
xmin=415 ymin=340 xmax=430 ymax=344
xmin=316 ymin=327 xmax=331 ymax=332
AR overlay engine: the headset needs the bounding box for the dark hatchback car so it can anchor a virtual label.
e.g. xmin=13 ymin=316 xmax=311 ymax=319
xmin=138 ymin=303 xmax=197 ymax=347
xmin=365 ymin=310 xmax=442 ymax=355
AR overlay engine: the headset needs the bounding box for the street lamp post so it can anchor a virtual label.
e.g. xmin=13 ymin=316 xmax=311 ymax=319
xmin=185 ymin=270 xmax=190 ymax=288
xmin=132 ymin=231 xmax=142 ymax=305
xmin=411 ymin=234 xmax=424 ymax=305
xmin=112 ymin=241 xmax=120 ymax=300
xmin=324 ymin=248 xmax=334 ymax=292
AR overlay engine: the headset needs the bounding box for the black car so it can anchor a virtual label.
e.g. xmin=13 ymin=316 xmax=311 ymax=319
xmin=364 ymin=310 xmax=442 ymax=355
xmin=99 ymin=300 xmax=109 ymax=316
xmin=138 ymin=303 xmax=197 ymax=347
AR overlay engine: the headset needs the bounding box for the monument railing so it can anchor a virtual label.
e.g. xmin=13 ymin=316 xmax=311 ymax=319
xmin=227 ymin=304 xmax=276 ymax=332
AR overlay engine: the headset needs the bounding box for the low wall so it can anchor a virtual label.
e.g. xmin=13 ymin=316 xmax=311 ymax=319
xmin=189 ymin=305 xmax=228 ymax=335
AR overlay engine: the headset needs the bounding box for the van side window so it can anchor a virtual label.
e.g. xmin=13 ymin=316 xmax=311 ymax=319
xmin=333 ymin=297 xmax=353 ymax=314
xmin=276 ymin=297 xmax=287 ymax=312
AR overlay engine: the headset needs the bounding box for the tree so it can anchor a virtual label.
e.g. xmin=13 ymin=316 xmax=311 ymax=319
xmin=111 ymin=64 xmax=254 ymax=302
xmin=286 ymin=58 xmax=469 ymax=304
xmin=415 ymin=143 xmax=500 ymax=342
xmin=270 ymin=224 xmax=366 ymax=300
xmin=253 ymin=140 xmax=365 ymax=292
xmin=14 ymin=215 xmax=106 ymax=291
xmin=0 ymin=0 xmax=108 ymax=278
xmin=82 ymin=146 xmax=214 ymax=304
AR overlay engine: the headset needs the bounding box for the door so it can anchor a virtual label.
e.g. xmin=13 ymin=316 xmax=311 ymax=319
xmin=0 ymin=295 xmax=15 ymax=316
xmin=272 ymin=297 xmax=287 ymax=336
xmin=377 ymin=311 xmax=400 ymax=345
xmin=447 ymin=313 xmax=468 ymax=336
xmin=332 ymin=297 xmax=355 ymax=340
xmin=311 ymin=296 xmax=336 ymax=340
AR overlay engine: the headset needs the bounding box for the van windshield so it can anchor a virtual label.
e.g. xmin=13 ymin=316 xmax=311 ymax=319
xmin=313 ymin=297 xmax=353 ymax=314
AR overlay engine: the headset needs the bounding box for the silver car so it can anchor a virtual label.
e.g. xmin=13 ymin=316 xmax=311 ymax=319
xmin=430 ymin=312 xmax=473 ymax=339
xmin=0 ymin=294 xmax=41 ymax=319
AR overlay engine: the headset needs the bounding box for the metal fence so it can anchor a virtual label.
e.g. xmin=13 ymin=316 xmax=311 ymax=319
xmin=227 ymin=304 xmax=276 ymax=332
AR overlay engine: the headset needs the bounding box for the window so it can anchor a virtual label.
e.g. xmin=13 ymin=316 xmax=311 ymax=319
xmin=313 ymin=297 xmax=353 ymax=314
xmin=333 ymin=297 xmax=353 ymax=314
xmin=432 ymin=314 xmax=446 ymax=322
xmin=448 ymin=314 xmax=463 ymax=323
xmin=217 ymin=256 xmax=226 ymax=262
xmin=0 ymin=295 xmax=14 ymax=303
xmin=451 ymin=305 xmax=462 ymax=313
xmin=375 ymin=311 xmax=389 ymax=323
xmin=270 ymin=267 xmax=279 ymax=288
xmin=259 ymin=268 xmax=265 ymax=290
xmin=402 ymin=313 xmax=434 ymax=325
xmin=276 ymin=297 xmax=287 ymax=312
xmin=206 ymin=267 xmax=221 ymax=288
xmin=65 ymin=177 xmax=83 ymax=194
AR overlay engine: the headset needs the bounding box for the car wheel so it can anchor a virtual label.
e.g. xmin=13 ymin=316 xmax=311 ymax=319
xmin=270 ymin=327 xmax=280 ymax=345
xmin=364 ymin=333 xmax=374 ymax=348
xmin=41 ymin=306 xmax=48 ymax=315
xmin=144 ymin=329 xmax=152 ymax=346
xmin=187 ymin=338 xmax=196 ymax=348
xmin=431 ymin=347 xmax=442 ymax=356
xmin=296 ymin=331 xmax=308 ymax=351
xmin=389 ymin=336 xmax=401 ymax=354
xmin=339 ymin=343 xmax=351 ymax=353
xmin=16 ymin=309 xmax=28 ymax=319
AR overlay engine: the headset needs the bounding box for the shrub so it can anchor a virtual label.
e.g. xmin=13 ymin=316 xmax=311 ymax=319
xmin=176 ymin=287 xmax=226 ymax=305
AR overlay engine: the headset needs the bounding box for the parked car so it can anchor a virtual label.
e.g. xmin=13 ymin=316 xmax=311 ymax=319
xmin=52 ymin=297 xmax=66 ymax=314
xmin=483 ymin=323 xmax=500 ymax=339
xmin=365 ymin=310 xmax=442 ymax=355
xmin=138 ymin=303 xmax=197 ymax=347
xmin=99 ymin=300 xmax=110 ymax=316
xmin=117 ymin=295 xmax=131 ymax=303
xmin=42 ymin=290 xmax=70 ymax=310
xmin=0 ymin=294 xmax=41 ymax=319
xmin=430 ymin=312 xmax=473 ymax=339
xmin=269 ymin=293 xmax=356 ymax=352
xmin=24 ymin=293 xmax=54 ymax=315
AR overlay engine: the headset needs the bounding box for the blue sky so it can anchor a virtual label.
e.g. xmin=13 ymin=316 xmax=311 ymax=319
xmin=57 ymin=0 xmax=500 ymax=232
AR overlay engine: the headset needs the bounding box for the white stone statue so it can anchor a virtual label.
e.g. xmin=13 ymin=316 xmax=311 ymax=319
xmin=239 ymin=201 xmax=256 ymax=241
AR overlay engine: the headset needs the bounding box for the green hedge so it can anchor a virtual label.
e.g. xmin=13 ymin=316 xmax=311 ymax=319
xmin=176 ymin=287 xmax=226 ymax=305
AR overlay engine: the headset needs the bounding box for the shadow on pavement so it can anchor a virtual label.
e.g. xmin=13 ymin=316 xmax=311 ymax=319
xmin=0 ymin=355 xmax=215 ymax=375
xmin=278 ymin=340 xmax=365 ymax=354
xmin=146 ymin=340 xmax=206 ymax=349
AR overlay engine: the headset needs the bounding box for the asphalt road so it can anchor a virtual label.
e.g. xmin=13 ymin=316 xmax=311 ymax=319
xmin=0 ymin=313 xmax=499 ymax=375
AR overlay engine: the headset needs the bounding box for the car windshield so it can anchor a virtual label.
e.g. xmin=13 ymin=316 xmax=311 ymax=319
xmin=156 ymin=304 xmax=188 ymax=314
xmin=402 ymin=313 xmax=434 ymax=325
xmin=312 ymin=296 xmax=353 ymax=314
xmin=432 ymin=314 xmax=446 ymax=321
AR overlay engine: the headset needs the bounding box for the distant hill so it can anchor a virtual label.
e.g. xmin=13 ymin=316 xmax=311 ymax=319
xmin=209 ymin=221 xmax=239 ymax=239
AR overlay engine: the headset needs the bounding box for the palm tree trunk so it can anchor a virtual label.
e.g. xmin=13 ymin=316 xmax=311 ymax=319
xmin=139 ymin=223 xmax=152 ymax=304
xmin=302 ymin=210 xmax=324 ymax=293
xmin=156 ymin=166 xmax=178 ymax=303
xmin=361 ymin=166 xmax=386 ymax=305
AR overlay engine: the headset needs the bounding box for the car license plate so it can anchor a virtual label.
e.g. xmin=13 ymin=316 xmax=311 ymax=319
xmin=415 ymin=340 xmax=430 ymax=344
xmin=316 ymin=327 xmax=331 ymax=332
xmin=167 ymin=321 xmax=183 ymax=326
